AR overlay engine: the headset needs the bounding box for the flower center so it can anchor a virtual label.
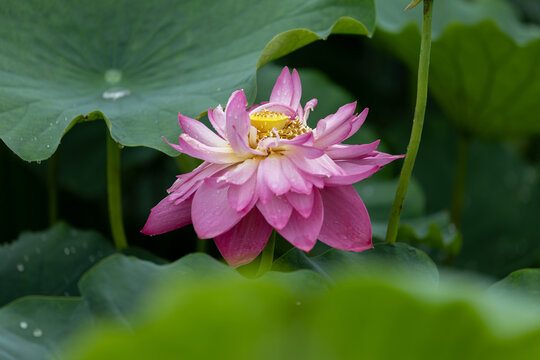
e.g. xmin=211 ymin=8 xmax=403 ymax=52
xmin=249 ymin=110 xmax=290 ymax=132
xmin=256 ymin=119 xmax=311 ymax=142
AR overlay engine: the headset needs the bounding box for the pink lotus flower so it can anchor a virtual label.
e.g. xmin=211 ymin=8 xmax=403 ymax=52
xmin=142 ymin=67 xmax=403 ymax=267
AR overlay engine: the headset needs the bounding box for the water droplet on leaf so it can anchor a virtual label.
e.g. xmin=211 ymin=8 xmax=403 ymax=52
xmin=104 ymin=69 xmax=122 ymax=84
xmin=102 ymin=88 xmax=130 ymax=100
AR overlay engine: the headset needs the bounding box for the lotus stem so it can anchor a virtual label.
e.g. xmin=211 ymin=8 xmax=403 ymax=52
xmin=386 ymin=0 xmax=434 ymax=244
xmin=107 ymin=133 xmax=128 ymax=250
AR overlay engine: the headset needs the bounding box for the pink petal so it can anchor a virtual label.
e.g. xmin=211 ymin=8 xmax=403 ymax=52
xmin=285 ymin=190 xmax=315 ymax=219
xmin=290 ymin=69 xmax=302 ymax=111
xmin=278 ymin=131 xmax=314 ymax=146
xmin=282 ymin=144 xmax=324 ymax=159
xmin=141 ymin=195 xmax=193 ymax=235
xmin=280 ymin=156 xmax=312 ymax=194
xmin=169 ymin=162 xmax=230 ymax=204
xmin=227 ymin=173 xmax=258 ymax=212
xmin=178 ymin=134 xmax=243 ymax=164
xmin=315 ymin=121 xmax=352 ymax=149
xmin=314 ymin=102 xmax=357 ymax=148
xmin=318 ymin=186 xmax=373 ymax=252
xmin=214 ymin=208 xmax=272 ymax=267
xmin=260 ymin=154 xmax=290 ymax=195
xmin=256 ymin=195 xmax=293 ymax=230
xmin=303 ymin=98 xmax=318 ymax=123
xmin=208 ymin=105 xmax=227 ymax=139
xmin=324 ymin=163 xmax=380 ymax=186
xmin=270 ymin=66 xmax=294 ymax=106
xmin=230 ymin=124 xmax=265 ymax=156
xmin=218 ymin=158 xmax=260 ymax=185
xmin=325 ymin=140 xmax=380 ymax=160
xmin=256 ymin=162 xmax=275 ymax=204
xmin=178 ymin=113 xmax=227 ymax=147
xmin=346 ymin=108 xmax=369 ymax=139
xmin=354 ymin=152 xmax=405 ymax=166
xmin=225 ymin=90 xmax=251 ymax=157
xmin=163 ymin=136 xmax=184 ymax=154
xmin=287 ymin=152 xmax=344 ymax=177
xmin=191 ymin=180 xmax=244 ymax=238
xmin=278 ymin=189 xmax=323 ymax=252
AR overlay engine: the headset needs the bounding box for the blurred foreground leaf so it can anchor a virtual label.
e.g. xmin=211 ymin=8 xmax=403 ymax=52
xmin=0 ymin=0 xmax=375 ymax=161
xmin=65 ymin=263 xmax=540 ymax=359
xmin=376 ymin=0 xmax=540 ymax=137
xmin=490 ymin=269 xmax=540 ymax=299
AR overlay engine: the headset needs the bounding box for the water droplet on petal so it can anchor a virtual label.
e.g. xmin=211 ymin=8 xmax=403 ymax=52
xmin=32 ymin=328 xmax=43 ymax=337
xmin=19 ymin=321 xmax=28 ymax=329
xmin=16 ymin=263 xmax=24 ymax=272
xmin=64 ymin=248 xmax=70 ymax=255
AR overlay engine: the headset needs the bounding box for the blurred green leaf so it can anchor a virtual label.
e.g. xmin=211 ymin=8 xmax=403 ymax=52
xmin=0 ymin=297 xmax=91 ymax=360
xmin=455 ymin=141 xmax=540 ymax=276
xmin=354 ymin=177 xmax=461 ymax=257
xmin=490 ymin=269 xmax=540 ymax=299
xmin=65 ymin=265 xmax=540 ymax=360
xmin=272 ymin=242 xmax=439 ymax=285
xmin=78 ymin=253 xmax=235 ymax=323
xmin=376 ymin=0 xmax=540 ymax=137
xmin=0 ymin=0 xmax=375 ymax=162
xmin=0 ymin=223 xmax=114 ymax=306
xmin=394 ymin=212 xmax=462 ymax=256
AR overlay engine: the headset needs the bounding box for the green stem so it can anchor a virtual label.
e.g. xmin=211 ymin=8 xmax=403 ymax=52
xmin=196 ymin=238 xmax=207 ymax=253
xmin=47 ymin=152 xmax=59 ymax=225
xmin=256 ymin=231 xmax=276 ymax=277
xmin=386 ymin=0 xmax=434 ymax=244
xmin=107 ymin=133 xmax=128 ymax=250
xmin=450 ymin=133 xmax=469 ymax=228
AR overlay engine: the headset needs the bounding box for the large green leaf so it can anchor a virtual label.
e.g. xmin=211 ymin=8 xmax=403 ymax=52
xmin=272 ymin=242 xmax=439 ymax=285
xmin=0 ymin=297 xmax=91 ymax=360
xmin=375 ymin=0 xmax=540 ymax=137
xmin=0 ymin=222 xmax=114 ymax=306
xmin=78 ymin=253 xmax=235 ymax=323
xmin=64 ymin=265 xmax=540 ymax=359
xmin=0 ymin=0 xmax=375 ymax=161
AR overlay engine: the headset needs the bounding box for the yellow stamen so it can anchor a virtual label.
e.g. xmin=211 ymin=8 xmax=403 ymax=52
xmin=250 ymin=109 xmax=289 ymax=132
